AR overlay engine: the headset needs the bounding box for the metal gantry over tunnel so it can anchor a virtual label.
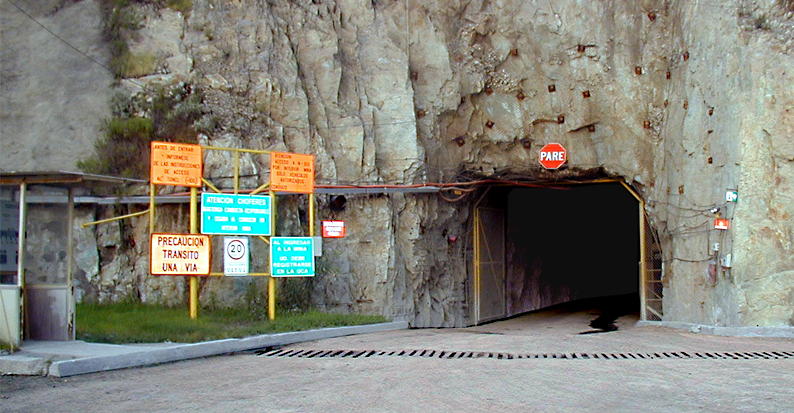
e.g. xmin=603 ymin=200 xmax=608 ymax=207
xmin=471 ymin=180 xmax=663 ymax=326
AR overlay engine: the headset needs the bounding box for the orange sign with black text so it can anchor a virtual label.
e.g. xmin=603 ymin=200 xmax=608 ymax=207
xmin=270 ymin=152 xmax=315 ymax=193
xmin=150 ymin=233 xmax=211 ymax=276
xmin=151 ymin=141 xmax=203 ymax=187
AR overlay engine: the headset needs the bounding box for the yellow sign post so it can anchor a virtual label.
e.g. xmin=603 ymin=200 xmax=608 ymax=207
xmin=95 ymin=144 xmax=322 ymax=322
xmin=145 ymin=146 xmax=317 ymax=321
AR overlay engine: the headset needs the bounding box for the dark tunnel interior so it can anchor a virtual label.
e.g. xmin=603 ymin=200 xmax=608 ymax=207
xmin=504 ymin=183 xmax=640 ymax=317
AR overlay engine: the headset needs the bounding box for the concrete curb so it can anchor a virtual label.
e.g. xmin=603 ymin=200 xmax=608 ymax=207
xmin=636 ymin=321 xmax=794 ymax=338
xmin=0 ymin=354 xmax=51 ymax=376
xmin=5 ymin=321 xmax=408 ymax=377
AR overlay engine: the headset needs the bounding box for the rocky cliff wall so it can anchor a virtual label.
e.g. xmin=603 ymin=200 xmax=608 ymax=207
xmin=0 ymin=0 xmax=112 ymax=171
xmin=3 ymin=0 xmax=793 ymax=327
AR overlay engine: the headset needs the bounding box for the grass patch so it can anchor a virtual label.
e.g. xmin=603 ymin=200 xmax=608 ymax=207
xmin=164 ymin=0 xmax=193 ymax=13
xmin=113 ymin=51 xmax=159 ymax=78
xmin=76 ymin=302 xmax=388 ymax=344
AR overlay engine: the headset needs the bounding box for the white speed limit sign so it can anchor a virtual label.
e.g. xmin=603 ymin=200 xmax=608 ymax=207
xmin=223 ymin=237 xmax=249 ymax=276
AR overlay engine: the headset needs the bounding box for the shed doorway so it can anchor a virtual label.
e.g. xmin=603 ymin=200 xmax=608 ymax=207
xmin=472 ymin=181 xmax=659 ymax=326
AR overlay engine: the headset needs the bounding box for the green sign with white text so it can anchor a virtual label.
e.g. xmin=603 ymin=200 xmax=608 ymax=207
xmin=201 ymin=193 xmax=271 ymax=236
xmin=270 ymin=237 xmax=314 ymax=277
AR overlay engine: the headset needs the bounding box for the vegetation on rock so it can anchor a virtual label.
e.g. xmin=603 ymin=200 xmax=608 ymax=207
xmin=101 ymin=0 xmax=192 ymax=78
xmin=78 ymin=84 xmax=204 ymax=178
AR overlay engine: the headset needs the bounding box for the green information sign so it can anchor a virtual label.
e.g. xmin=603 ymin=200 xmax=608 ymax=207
xmin=270 ymin=237 xmax=315 ymax=277
xmin=201 ymin=193 xmax=271 ymax=236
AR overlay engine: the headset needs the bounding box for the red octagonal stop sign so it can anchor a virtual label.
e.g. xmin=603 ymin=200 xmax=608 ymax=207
xmin=538 ymin=143 xmax=567 ymax=169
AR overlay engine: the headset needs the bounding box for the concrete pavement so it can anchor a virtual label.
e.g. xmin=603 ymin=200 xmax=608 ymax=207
xmin=3 ymin=301 xmax=794 ymax=378
xmin=0 ymin=321 xmax=409 ymax=377
xmin=2 ymin=306 xmax=794 ymax=413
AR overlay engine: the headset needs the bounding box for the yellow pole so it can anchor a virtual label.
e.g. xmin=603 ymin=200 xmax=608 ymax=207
xmin=81 ymin=209 xmax=150 ymax=228
xmin=200 ymin=177 xmax=222 ymax=194
xmin=149 ymin=182 xmax=155 ymax=234
xmin=473 ymin=208 xmax=481 ymax=325
xmin=639 ymin=203 xmax=648 ymax=321
xmin=249 ymin=181 xmax=271 ymax=196
xmin=234 ymin=152 xmax=240 ymax=194
xmin=268 ymin=189 xmax=276 ymax=320
xmin=619 ymin=181 xmax=648 ymax=321
xmin=189 ymin=187 xmax=199 ymax=320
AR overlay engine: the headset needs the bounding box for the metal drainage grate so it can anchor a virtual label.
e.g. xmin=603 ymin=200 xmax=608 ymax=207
xmin=258 ymin=349 xmax=794 ymax=360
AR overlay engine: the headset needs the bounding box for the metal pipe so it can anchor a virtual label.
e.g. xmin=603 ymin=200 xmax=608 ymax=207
xmin=201 ymin=177 xmax=221 ymax=194
xmin=189 ymin=187 xmax=199 ymax=320
xmin=80 ymin=209 xmax=149 ymax=228
xmin=249 ymin=181 xmax=271 ymax=196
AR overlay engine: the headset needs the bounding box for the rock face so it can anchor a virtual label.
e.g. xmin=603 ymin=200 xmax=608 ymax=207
xmin=3 ymin=0 xmax=793 ymax=328
xmin=0 ymin=0 xmax=112 ymax=172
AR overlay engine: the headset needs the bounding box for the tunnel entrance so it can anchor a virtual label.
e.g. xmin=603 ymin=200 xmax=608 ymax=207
xmin=471 ymin=181 xmax=661 ymax=326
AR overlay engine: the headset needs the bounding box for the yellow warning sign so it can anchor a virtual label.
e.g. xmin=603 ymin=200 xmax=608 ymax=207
xmin=270 ymin=152 xmax=314 ymax=193
xmin=150 ymin=233 xmax=211 ymax=276
xmin=151 ymin=141 xmax=203 ymax=187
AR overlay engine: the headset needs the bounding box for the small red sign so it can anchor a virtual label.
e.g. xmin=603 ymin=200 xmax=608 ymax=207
xmin=322 ymin=220 xmax=345 ymax=238
xmin=538 ymin=143 xmax=567 ymax=169
xmin=714 ymin=219 xmax=730 ymax=230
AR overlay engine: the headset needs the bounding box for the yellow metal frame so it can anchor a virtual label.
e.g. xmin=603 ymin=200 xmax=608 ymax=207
xmin=470 ymin=179 xmax=652 ymax=324
xmin=618 ymin=181 xmax=649 ymax=322
xmin=81 ymin=209 xmax=149 ymax=228
xmin=473 ymin=208 xmax=481 ymax=324
xmin=80 ymin=144 xmax=316 ymax=322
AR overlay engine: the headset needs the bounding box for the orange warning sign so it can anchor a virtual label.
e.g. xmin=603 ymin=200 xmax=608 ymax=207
xmin=270 ymin=152 xmax=314 ymax=193
xmin=151 ymin=141 xmax=203 ymax=187
xmin=150 ymin=233 xmax=211 ymax=276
